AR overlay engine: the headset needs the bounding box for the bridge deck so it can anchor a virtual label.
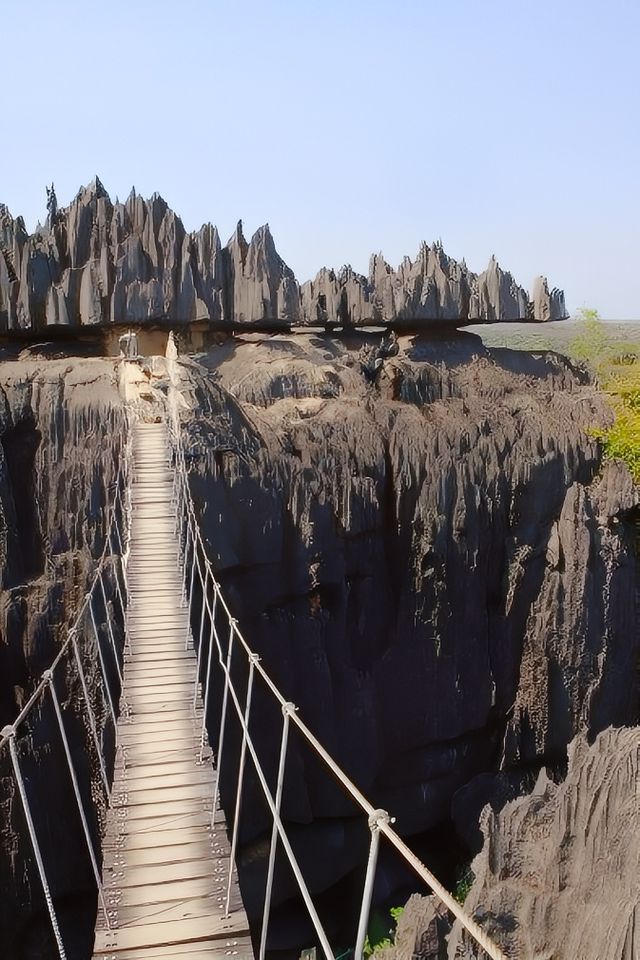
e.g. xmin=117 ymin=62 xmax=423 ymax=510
xmin=93 ymin=421 xmax=252 ymax=960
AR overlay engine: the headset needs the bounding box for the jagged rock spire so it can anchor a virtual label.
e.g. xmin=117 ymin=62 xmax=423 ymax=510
xmin=45 ymin=183 xmax=58 ymax=227
xmin=0 ymin=179 xmax=567 ymax=332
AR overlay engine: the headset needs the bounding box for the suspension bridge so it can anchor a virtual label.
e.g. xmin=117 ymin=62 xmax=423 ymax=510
xmin=0 ymin=370 xmax=508 ymax=960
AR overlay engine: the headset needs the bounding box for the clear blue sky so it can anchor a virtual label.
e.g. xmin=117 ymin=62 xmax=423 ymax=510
xmin=1 ymin=0 xmax=639 ymax=318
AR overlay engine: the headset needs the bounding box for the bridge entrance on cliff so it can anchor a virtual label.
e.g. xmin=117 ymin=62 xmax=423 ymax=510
xmin=0 ymin=370 xmax=508 ymax=960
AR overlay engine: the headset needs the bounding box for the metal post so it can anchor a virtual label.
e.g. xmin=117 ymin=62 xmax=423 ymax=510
xmin=199 ymin=587 xmax=218 ymax=763
xmin=193 ymin=564 xmax=210 ymax=711
xmin=258 ymin=702 xmax=296 ymax=960
xmin=3 ymin=725 xmax=68 ymax=960
xmin=107 ymin=496 xmax=127 ymax=618
xmin=354 ymin=809 xmax=392 ymax=960
xmin=172 ymin=466 xmax=181 ymax=535
xmin=221 ymin=673 xmax=336 ymax=960
xmin=180 ymin=482 xmax=190 ymax=556
xmin=111 ymin=508 xmax=128 ymax=604
xmin=111 ymin=554 xmax=126 ymax=629
xmin=99 ymin=572 xmax=124 ymax=688
xmin=89 ymin=598 xmax=118 ymax=736
xmin=112 ymin=477 xmax=128 ymax=562
xmin=174 ymin=466 xmax=185 ymax=538
xmin=225 ymin=653 xmax=258 ymax=918
xmin=71 ymin=634 xmax=110 ymax=799
xmin=212 ymin=619 xmax=236 ymax=827
xmin=181 ymin=519 xmax=192 ymax=606
xmin=185 ymin=525 xmax=197 ymax=650
xmin=116 ymin=555 xmax=131 ymax=658
xmin=46 ymin=672 xmax=110 ymax=929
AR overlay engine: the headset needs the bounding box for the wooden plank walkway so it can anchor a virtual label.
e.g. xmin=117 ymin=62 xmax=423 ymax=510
xmin=93 ymin=421 xmax=253 ymax=960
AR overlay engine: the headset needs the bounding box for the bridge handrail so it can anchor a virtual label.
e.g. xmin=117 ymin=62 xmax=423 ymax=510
xmin=167 ymin=386 xmax=508 ymax=960
xmin=0 ymin=423 xmax=131 ymax=959
xmin=0 ymin=442 xmax=130 ymax=753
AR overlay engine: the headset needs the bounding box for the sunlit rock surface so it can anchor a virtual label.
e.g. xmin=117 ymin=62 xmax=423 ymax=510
xmin=175 ymin=330 xmax=637 ymax=947
xmin=448 ymin=727 xmax=640 ymax=960
xmin=0 ymin=181 xmax=566 ymax=331
xmin=0 ymin=353 xmax=125 ymax=958
xmin=0 ymin=331 xmax=634 ymax=955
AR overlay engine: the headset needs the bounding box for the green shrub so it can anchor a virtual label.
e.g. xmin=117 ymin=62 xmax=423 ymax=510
xmin=592 ymin=361 xmax=640 ymax=483
xmin=454 ymin=865 xmax=475 ymax=904
xmin=568 ymin=310 xmax=640 ymax=484
xmin=363 ymin=906 xmax=406 ymax=957
xmin=569 ymin=308 xmax=607 ymax=363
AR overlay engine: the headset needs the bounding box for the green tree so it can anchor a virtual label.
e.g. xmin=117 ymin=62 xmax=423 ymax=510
xmin=569 ymin=308 xmax=607 ymax=364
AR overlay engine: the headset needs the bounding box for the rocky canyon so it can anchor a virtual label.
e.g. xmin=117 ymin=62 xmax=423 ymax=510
xmin=0 ymin=182 xmax=637 ymax=960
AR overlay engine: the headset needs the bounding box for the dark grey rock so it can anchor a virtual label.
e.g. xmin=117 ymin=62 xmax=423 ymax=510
xmin=0 ymin=181 xmax=567 ymax=330
xmin=0 ymin=333 xmax=633 ymax=956
xmin=447 ymin=728 xmax=640 ymax=960
xmin=173 ymin=332 xmax=637 ymax=947
xmin=469 ymin=256 xmax=528 ymax=322
xmin=531 ymin=275 xmax=566 ymax=322
xmin=0 ymin=357 xmax=126 ymax=958
xmin=377 ymin=895 xmax=450 ymax=960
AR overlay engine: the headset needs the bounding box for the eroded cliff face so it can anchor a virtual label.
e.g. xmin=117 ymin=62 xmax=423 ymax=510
xmin=0 ymin=181 xmax=566 ymax=331
xmin=0 ymin=335 xmax=635 ymax=958
xmin=448 ymin=727 xmax=640 ymax=960
xmin=175 ymin=332 xmax=638 ymax=949
xmin=0 ymin=355 xmax=126 ymax=959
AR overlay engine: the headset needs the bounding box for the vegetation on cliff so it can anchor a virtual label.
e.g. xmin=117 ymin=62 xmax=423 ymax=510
xmin=569 ymin=310 xmax=640 ymax=482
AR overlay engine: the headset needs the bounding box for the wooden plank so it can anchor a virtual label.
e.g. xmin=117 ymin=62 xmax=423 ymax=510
xmin=124 ymin=683 xmax=198 ymax=699
xmin=127 ymin=699 xmax=196 ymax=716
xmin=107 ymin=836 xmax=230 ymax=872
xmin=112 ymin=783 xmax=216 ymax=809
xmin=119 ymin=765 xmax=213 ymax=787
xmin=125 ymin=652 xmax=194 ymax=662
xmin=119 ymin=724 xmax=201 ymax=744
xmin=95 ymin=938 xmax=253 ymax=960
xmin=101 ymin=893 xmax=242 ymax=929
xmin=105 ymin=798 xmax=214 ymax=826
xmin=94 ymin=420 xmax=250 ymax=960
xmin=103 ymin=823 xmax=215 ymax=852
xmin=123 ymin=713 xmax=204 ymax=732
xmin=103 ymin=856 xmax=221 ymax=890
xmin=120 ymin=747 xmax=208 ymax=767
xmin=125 ymin=681 xmax=197 ymax=695
xmin=93 ymin=911 xmax=249 ymax=954
xmin=100 ymin=872 xmax=224 ymax=909
xmin=103 ymin=809 xmax=217 ymax=839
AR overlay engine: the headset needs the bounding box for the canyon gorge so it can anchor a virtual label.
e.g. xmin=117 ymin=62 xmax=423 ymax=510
xmin=0 ymin=182 xmax=637 ymax=960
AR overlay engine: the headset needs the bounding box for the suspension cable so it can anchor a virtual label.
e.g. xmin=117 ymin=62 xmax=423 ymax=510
xmin=0 ymin=438 xmax=129 ymax=960
xmin=2 ymin=725 xmax=68 ymax=960
xmin=89 ymin=597 xmax=119 ymax=736
xmin=0 ymin=457 xmax=128 ymax=754
xmin=71 ymin=634 xmax=111 ymax=799
xmin=46 ymin=670 xmax=111 ymax=929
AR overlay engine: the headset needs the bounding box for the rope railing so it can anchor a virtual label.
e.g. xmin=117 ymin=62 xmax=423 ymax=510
xmin=167 ymin=391 xmax=508 ymax=960
xmin=0 ymin=437 xmax=131 ymax=960
xmin=0 ymin=460 xmax=129 ymax=753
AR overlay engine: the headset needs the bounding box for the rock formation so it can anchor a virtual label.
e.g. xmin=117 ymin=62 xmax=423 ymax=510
xmin=0 ymin=331 xmax=634 ymax=957
xmin=0 ymin=181 xmax=566 ymax=331
xmin=173 ymin=331 xmax=637 ymax=949
xmin=0 ymin=354 xmax=126 ymax=958
xmin=448 ymin=727 xmax=640 ymax=960
xmin=377 ymin=894 xmax=450 ymax=960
